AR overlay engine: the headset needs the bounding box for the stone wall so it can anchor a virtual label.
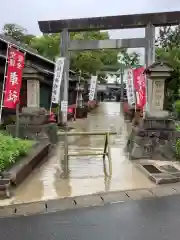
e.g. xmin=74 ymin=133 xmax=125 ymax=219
xmin=128 ymin=117 xmax=180 ymax=161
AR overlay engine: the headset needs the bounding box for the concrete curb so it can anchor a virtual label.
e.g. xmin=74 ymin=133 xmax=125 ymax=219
xmin=1 ymin=184 xmax=180 ymax=218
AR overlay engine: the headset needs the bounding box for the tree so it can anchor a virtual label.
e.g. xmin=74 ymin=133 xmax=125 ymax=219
xmin=156 ymin=26 xmax=180 ymax=112
xmin=156 ymin=26 xmax=180 ymax=49
xmin=156 ymin=26 xmax=180 ymax=96
xmin=70 ymin=31 xmax=120 ymax=76
xmin=120 ymin=51 xmax=140 ymax=67
xmin=2 ymin=23 xmax=140 ymax=82
xmin=2 ymin=23 xmax=35 ymax=44
xmin=30 ymin=34 xmax=60 ymax=61
xmin=22 ymin=34 xmax=35 ymax=45
xmin=29 ymin=31 xmax=120 ymax=77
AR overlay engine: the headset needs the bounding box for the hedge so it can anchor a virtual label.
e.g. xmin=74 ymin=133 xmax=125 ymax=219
xmin=0 ymin=133 xmax=33 ymax=171
xmin=176 ymin=123 xmax=180 ymax=159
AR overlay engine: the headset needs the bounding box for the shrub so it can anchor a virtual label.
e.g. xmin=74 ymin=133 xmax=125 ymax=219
xmin=0 ymin=134 xmax=33 ymax=171
xmin=176 ymin=123 xmax=180 ymax=159
xmin=175 ymin=100 xmax=180 ymax=119
xmin=176 ymin=139 xmax=180 ymax=158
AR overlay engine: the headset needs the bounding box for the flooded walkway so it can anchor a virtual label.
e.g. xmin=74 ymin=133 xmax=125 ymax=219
xmin=1 ymin=102 xmax=155 ymax=205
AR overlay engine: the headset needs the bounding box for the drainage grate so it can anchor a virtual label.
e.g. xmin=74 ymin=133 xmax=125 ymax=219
xmin=142 ymin=164 xmax=162 ymax=174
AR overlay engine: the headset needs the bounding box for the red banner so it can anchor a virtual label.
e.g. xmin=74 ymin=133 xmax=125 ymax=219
xmin=132 ymin=66 xmax=146 ymax=109
xmin=3 ymin=47 xmax=25 ymax=109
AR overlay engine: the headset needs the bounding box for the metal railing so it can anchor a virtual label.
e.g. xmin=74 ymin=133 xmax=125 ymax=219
xmin=59 ymin=131 xmax=117 ymax=178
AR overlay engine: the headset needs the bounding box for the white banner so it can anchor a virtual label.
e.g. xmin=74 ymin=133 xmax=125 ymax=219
xmin=126 ymin=69 xmax=135 ymax=106
xmin=51 ymin=57 xmax=65 ymax=104
xmin=89 ymin=75 xmax=97 ymax=101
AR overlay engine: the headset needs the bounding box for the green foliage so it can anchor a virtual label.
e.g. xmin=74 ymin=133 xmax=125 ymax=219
xmin=176 ymin=123 xmax=180 ymax=131
xmin=157 ymin=26 xmax=180 ymax=49
xmin=176 ymin=124 xmax=180 ymax=159
xmin=51 ymin=107 xmax=59 ymax=114
xmin=30 ymin=34 xmax=60 ymax=61
xmin=119 ymin=51 xmax=140 ymax=67
xmin=156 ymin=26 xmax=180 ymax=97
xmin=3 ymin=23 xmax=35 ymax=44
xmin=175 ymin=100 xmax=180 ymax=118
xmin=3 ymin=23 xmax=27 ymax=41
xmin=0 ymin=134 xmax=33 ymax=171
xmin=176 ymin=139 xmax=180 ymax=158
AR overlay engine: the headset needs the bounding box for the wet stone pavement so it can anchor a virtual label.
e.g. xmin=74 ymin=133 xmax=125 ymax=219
xmin=1 ymin=102 xmax=154 ymax=206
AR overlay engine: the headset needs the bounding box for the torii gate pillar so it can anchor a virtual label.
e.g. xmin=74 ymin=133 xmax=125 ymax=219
xmin=145 ymin=24 xmax=156 ymax=115
xmin=60 ymin=29 xmax=69 ymax=124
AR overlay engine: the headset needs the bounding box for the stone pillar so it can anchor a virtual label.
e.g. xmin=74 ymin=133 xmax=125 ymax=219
xmin=27 ymin=80 xmax=40 ymax=108
xmin=60 ymin=29 xmax=70 ymax=125
xmin=145 ymin=24 xmax=155 ymax=115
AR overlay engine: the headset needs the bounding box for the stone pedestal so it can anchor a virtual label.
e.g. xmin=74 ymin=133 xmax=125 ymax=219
xmin=127 ymin=61 xmax=180 ymax=160
xmin=129 ymin=117 xmax=177 ymax=160
xmin=6 ymin=107 xmax=58 ymax=144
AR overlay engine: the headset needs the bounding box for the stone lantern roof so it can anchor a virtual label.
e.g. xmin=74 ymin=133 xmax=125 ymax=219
xmin=143 ymin=61 xmax=173 ymax=79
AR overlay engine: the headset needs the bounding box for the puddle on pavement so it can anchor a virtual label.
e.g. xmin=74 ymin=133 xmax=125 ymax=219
xmin=0 ymin=102 xmax=155 ymax=205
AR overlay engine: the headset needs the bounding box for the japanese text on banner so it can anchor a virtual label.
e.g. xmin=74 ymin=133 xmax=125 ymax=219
xmin=89 ymin=76 xmax=97 ymax=101
xmin=3 ymin=47 xmax=25 ymax=109
xmin=126 ymin=69 xmax=135 ymax=106
xmin=51 ymin=57 xmax=65 ymax=104
xmin=132 ymin=66 xmax=146 ymax=109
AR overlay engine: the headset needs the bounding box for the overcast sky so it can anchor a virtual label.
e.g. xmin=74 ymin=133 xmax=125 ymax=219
xmin=1 ymin=0 xmax=180 ymax=65
xmin=1 ymin=0 xmax=179 ymax=34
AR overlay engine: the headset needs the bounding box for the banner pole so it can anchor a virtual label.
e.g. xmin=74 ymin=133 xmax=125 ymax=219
xmin=0 ymin=44 xmax=10 ymax=125
xmin=15 ymin=50 xmax=26 ymax=138
xmin=15 ymin=102 xmax=20 ymax=138
xmin=49 ymin=98 xmax=53 ymax=115
xmin=73 ymin=70 xmax=81 ymax=121
xmin=49 ymin=65 xmax=55 ymax=115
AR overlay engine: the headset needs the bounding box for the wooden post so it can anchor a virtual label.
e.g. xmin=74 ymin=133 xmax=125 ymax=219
xmin=58 ymin=131 xmax=117 ymax=136
xmin=64 ymin=127 xmax=69 ymax=177
xmin=104 ymin=175 xmax=111 ymax=192
xmin=107 ymin=133 xmax=112 ymax=176
xmin=15 ymin=102 xmax=20 ymax=138
xmin=102 ymin=133 xmax=108 ymax=177
xmin=61 ymin=131 xmax=114 ymax=178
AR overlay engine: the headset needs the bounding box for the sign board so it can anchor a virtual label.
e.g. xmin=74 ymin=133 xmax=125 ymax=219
xmin=97 ymin=84 xmax=107 ymax=91
xmin=152 ymin=80 xmax=164 ymax=110
xmin=126 ymin=69 xmax=135 ymax=106
xmin=61 ymin=100 xmax=68 ymax=112
xmin=27 ymin=80 xmax=40 ymax=107
xmin=51 ymin=57 xmax=65 ymax=104
xmin=89 ymin=75 xmax=97 ymax=101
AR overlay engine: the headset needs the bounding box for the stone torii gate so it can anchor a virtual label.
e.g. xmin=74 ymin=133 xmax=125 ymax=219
xmin=38 ymin=11 xmax=180 ymax=124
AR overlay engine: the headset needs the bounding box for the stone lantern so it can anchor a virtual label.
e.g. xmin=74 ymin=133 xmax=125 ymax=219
xmin=74 ymin=80 xmax=88 ymax=118
xmin=144 ymin=62 xmax=172 ymax=118
xmin=129 ymin=62 xmax=177 ymax=161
